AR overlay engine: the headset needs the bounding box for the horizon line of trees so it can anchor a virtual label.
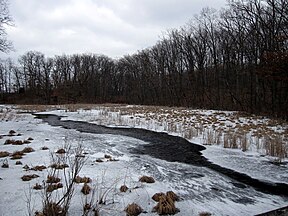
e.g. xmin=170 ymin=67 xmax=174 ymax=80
xmin=0 ymin=0 xmax=288 ymax=119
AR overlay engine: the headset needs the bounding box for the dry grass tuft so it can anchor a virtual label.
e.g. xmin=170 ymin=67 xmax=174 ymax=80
xmin=0 ymin=151 xmax=10 ymax=158
xmin=74 ymin=176 xmax=91 ymax=184
xmin=152 ymin=192 xmax=166 ymax=202
xmin=27 ymin=137 xmax=34 ymax=141
xmin=23 ymin=140 xmax=31 ymax=144
xmin=125 ymin=203 xmax=143 ymax=216
xmin=139 ymin=175 xmax=155 ymax=183
xmin=46 ymin=175 xmax=61 ymax=184
xmin=50 ymin=163 xmax=69 ymax=170
xmin=81 ymin=183 xmax=91 ymax=195
xmin=56 ymin=148 xmax=66 ymax=154
xmin=31 ymin=165 xmax=47 ymax=171
xmin=42 ymin=202 xmax=65 ymax=216
xmin=153 ymin=195 xmax=179 ymax=215
xmin=46 ymin=183 xmax=63 ymax=192
xmin=22 ymin=147 xmax=35 ymax=153
xmin=120 ymin=185 xmax=129 ymax=192
xmin=21 ymin=174 xmax=39 ymax=181
xmin=33 ymin=183 xmax=43 ymax=190
xmin=166 ymin=191 xmax=179 ymax=202
xmin=41 ymin=146 xmax=49 ymax=150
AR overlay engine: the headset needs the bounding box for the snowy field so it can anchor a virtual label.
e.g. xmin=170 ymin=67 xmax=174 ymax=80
xmin=0 ymin=104 xmax=287 ymax=216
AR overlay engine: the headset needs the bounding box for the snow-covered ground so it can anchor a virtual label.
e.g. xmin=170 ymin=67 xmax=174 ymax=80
xmin=0 ymin=105 xmax=287 ymax=216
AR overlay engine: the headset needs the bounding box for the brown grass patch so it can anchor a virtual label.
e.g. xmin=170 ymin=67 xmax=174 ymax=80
xmin=0 ymin=151 xmax=10 ymax=158
xmin=46 ymin=183 xmax=63 ymax=192
xmin=81 ymin=183 xmax=91 ymax=195
xmin=21 ymin=174 xmax=39 ymax=181
xmin=152 ymin=192 xmax=165 ymax=202
xmin=125 ymin=203 xmax=143 ymax=216
xmin=46 ymin=175 xmax=61 ymax=183
xmin=22 ymin=147 xmax=35 ymax=153
xmin=120 ymin=185 xmax=129 ymax=192
xmin=153 ymin=195 xmax=178 ymax=215
xmin=166 ymin=191 xmax=179 ymax=202
xmin=31 ymin=165 xmax=47 ymax=171
xmin=139 ymin=176 xmax=155 ymax=183
xmin=33 ymin=183 xmax=43 ymax=190
xmin=50 ymin=163 xmax=69 ymax=170
xmin=56 ymin=148 xmax=66 ymax=154
xmin=74 ymin=176 xmax=91 ymax=184
xmin=42 ymin=202 xmax=65 ymax=216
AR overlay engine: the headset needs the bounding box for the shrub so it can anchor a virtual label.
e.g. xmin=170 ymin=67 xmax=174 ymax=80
xmin=42 ymin=202 xmax=65 ymax=216
xmin=125 ymin=203 xmax=143 ymax=216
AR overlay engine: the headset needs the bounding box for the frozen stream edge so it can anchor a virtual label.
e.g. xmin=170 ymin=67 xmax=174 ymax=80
xmin=35 ymin=113 xmax=288 ymax=197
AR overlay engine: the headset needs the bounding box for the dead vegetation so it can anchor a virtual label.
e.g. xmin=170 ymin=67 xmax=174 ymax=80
xmin=81 ymin=183 xmax=91 ymax=195
xmin=152 ymin=191 xmax=180 ymax=215
xmin=125 ymin=203 xmax=143 ymax=216
xmin=0 ymin=151 xmax=10 ymax=158
xmin=120 ymin=185 xmax=129 ymax=193
xmin=74 ymin=176 xmax=91 ymax=184
xmin=31 ymin=165 xmax=47 ymax=171
xmin=21 ymin=174 xmax=39 ymax=181
xmin=56 ymin=148 xmax=66 ymax=154
xmin=33 ymin=183 xmax=43 ymax=190
xmin=46 ymin=183 xmax=64 ymax=192
xmin=50 ymin=163 xmax=69 ymax=170
xmin=46 ymin=175 xmax=61 ymax=184
xmin=139 ymin=176 xmax=155 ymax=183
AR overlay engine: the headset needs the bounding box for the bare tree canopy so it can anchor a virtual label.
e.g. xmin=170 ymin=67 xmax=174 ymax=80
xmin=0 ymin=0 xmax=13 ymax=52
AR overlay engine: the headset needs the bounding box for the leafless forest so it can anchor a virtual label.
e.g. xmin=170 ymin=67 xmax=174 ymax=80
xmin=0 ymin=0 xmax=287 ymax=119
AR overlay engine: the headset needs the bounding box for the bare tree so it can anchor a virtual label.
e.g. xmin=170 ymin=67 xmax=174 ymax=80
xmin=0 ymin=0 xmax=13 ymax=52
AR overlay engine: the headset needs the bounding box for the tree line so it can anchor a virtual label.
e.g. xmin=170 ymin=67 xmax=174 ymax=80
xmin=0 ymin=0 xmax=287 ymax=119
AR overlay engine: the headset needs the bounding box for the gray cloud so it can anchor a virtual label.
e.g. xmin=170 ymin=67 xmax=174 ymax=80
xmin=1 ymin=0 xmax=227 ymax=59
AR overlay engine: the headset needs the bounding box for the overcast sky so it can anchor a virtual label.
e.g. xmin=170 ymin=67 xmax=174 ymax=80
xmin=1 ymin=0 xmax=227 ymax=60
